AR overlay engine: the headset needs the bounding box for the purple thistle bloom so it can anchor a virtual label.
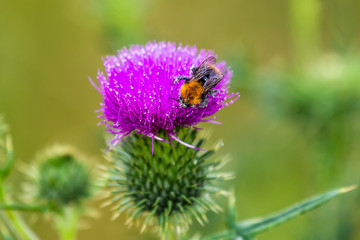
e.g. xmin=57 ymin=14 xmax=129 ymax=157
xmin=92 ymin=41 xmax=239 ymax=152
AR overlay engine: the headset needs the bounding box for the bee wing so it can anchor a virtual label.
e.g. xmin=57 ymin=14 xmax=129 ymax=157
xmin=199 ymin=56 xmax=217 ymax=66
xmin=203 ymin=73 xmax=225 ymax=93
xmin=193 ymin=56 xmax=217 ymax=80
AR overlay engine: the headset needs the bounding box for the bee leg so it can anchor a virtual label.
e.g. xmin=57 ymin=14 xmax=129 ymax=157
xmin=170 ymin=97 xmax=179 ymax=102
xmin=179 ymin=99 xmax=188 ymax=108
xmin=190 ymin=65 xmax=198 ymax=74
xmin=208 ymin=89 xmax=218 ymax=97
xmin=174 ymin=76 xmax=191 ymax=84
xmin=200 ymin=95 xmax=209 ymax=108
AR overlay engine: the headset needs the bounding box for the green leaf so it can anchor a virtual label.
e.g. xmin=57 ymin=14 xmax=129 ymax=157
xmin=200 ymin=231 xmax=234 ymax=240
xmin=236 ymin=185 xmax=357 ymax=238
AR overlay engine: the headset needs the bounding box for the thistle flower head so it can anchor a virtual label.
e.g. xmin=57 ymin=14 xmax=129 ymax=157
xmin=103 ymin=128 xmax=230 ymax=234
xmin=25 ymin=146 xmax=92 ymax=208
xmin=93 ymin=41 xmax=239 ymax=150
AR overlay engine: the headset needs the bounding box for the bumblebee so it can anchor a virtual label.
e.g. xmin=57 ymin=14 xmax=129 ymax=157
xmin=173 ymin=56 xmax=225 ymax=108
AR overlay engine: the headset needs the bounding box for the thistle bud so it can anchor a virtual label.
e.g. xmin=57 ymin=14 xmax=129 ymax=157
xmin=26 ymin=146 xmax=92 ymax=209
xmin=104 ymin=128 xmax=230 ymax=234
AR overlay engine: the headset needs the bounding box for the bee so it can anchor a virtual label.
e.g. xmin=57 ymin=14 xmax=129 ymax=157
xmin=173 ymin=56 xmax=225 ymax=108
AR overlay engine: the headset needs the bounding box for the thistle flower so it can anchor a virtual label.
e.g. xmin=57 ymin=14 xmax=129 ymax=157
xmin=103 ymin=128 xmax=230 ymax=234
xmin=93 ymin=41 xmax=239 ymax=150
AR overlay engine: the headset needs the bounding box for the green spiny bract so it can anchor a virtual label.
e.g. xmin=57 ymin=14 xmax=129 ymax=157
xmin=104 ymin=128 xmax=230 ymax=234
xmin=33 ymin=146 xmax=92 ymax=208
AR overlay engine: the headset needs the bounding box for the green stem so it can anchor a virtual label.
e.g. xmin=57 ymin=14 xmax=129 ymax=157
xmin=54 ymin=206 xmax=80 ymax=240
xmin=0 ymin=212 xmax=15 ymax=240
xmin=162 ymin=228 xmax=176 ymax=240
xmin=0 ymin=204 xmax=49 ymax=212
xmin=291 ymin=0 xmax=321 ymax=63
xmin=0 ymin=182 xmax=39 ymax=240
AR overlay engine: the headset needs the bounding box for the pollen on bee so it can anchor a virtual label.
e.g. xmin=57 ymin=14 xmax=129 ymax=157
xmin=180 ymin=81 xmax=203 ymax=105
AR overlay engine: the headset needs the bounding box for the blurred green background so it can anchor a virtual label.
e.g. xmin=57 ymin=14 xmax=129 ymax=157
xmin=1 ymin=0 xmax=360 ymax=239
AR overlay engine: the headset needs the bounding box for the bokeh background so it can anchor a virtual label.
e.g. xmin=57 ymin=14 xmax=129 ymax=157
xmin=1 ymin=0 xmax=360 ymax=239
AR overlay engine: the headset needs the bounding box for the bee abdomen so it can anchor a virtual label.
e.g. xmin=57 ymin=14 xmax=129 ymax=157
xmin=180 ymin=81 xmax=203 ymax=105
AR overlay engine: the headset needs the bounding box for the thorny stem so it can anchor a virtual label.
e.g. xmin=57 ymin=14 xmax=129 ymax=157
xmin=164 ymin=229 xmax=177 ymax=240
xmin=162 ymin=225 xmax=189 ymax=240
xmin=0 ymin=181 xmax=39 ymax=240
